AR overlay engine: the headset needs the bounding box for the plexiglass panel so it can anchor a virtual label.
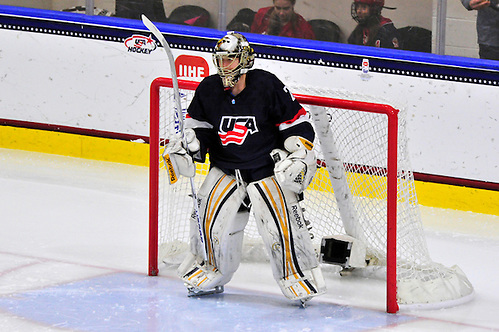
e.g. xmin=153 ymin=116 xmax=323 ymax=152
xmin=1 ymin=0 xmax=494 ymax=59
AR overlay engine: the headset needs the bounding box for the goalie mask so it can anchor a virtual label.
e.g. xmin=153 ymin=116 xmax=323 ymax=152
xmin=213 ymin=32 xmax=255 ymax=89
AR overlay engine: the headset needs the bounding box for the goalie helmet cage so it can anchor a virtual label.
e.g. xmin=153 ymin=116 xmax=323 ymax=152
xmin=148 ymin=77 xmax=473 ymax=313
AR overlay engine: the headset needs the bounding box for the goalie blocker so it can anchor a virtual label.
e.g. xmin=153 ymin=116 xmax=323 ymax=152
xmin=162 ymin=129 xmax=200 ymax=184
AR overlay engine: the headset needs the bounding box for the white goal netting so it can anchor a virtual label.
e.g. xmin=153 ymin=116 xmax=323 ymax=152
xmin=149 ymin=78 xmax=473 ymax=311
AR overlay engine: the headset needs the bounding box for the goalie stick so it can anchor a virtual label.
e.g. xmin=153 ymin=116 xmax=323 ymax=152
xmin=142 ymin=14 xmax=208 ymax=262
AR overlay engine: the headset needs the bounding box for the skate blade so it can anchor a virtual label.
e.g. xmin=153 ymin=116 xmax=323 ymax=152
xmin=187 ymin=285 xmax=224 ymax=297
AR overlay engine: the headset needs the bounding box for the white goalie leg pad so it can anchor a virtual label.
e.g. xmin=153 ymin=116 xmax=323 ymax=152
xmin=177 ymin=252 xmax=225 ymax=290
xmin=247 ymin=176 xmax=325 ymax=300
xmin=180 ymin=167 xmax=249 ymax=289
xmin=278 ymin=266 xmax=327 ymax=301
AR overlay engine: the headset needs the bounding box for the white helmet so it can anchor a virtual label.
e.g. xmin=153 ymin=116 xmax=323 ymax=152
xmin=213 ymin=32 xmax=255 ymax=89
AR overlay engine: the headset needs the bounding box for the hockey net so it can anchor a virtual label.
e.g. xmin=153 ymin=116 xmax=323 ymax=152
xmin=148 ymin=77 xmax=473 ymax=313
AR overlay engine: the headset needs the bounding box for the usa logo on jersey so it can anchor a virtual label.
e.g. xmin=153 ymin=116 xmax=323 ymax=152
xmin=219 ymin=116 xmax=259 ymax=145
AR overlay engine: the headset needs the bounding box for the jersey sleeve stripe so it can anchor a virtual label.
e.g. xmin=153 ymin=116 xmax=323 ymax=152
xmin=277 ymin=108 xmax=311 ymax=132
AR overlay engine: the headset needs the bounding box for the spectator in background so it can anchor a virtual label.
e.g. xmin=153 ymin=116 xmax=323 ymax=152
xmin=227 ymin=8 xmax=256 ymax=32
xmin=460 ymin=0 xmax=499 ymax=60
xmin=251 ymin=0 xmax=315 ymax=39
xmin=347 ymin=0 xmax=400 ymax=49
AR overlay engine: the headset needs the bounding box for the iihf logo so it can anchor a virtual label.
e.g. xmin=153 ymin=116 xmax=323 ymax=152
xmin=219 ymin=116 xmax=258 ymax=145
xmin=124 ymin=34 xmax=157 ymax=54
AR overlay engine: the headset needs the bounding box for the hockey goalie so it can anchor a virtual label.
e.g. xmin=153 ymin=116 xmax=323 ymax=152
xmin=164 ymin=32 xmax=326 ymax=304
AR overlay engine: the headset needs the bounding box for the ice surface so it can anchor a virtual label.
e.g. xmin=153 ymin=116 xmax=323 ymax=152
xmin=1 ymin=148 xmax=498 ymax=331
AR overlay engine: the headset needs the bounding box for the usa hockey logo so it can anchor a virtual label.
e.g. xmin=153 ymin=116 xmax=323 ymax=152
xmin=124 ymin=34 xmax=157 ymax=54
xmin=219 ymin=116 xmax=258 ymax=145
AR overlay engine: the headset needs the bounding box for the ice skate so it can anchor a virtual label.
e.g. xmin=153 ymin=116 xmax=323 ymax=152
xmin=186 ymin=285 xmax=224 ymax=297
xmin=278 ymin=267 xmax=327 ymax=302
xmin=299 ymin=298 xmax=310 ymax=308
xmin=178 ymin=254 xmax=225 ymax=294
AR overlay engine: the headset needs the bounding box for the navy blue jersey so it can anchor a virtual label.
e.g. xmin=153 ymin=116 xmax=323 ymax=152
xmin=185 ymin=69 xmax=314 ymax=181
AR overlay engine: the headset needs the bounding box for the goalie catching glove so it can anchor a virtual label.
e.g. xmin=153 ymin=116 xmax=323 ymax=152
xmin=163 ymin=129 xmax=200 ymax=184
xmin=271 ymin=136 xmax=317 ymax=193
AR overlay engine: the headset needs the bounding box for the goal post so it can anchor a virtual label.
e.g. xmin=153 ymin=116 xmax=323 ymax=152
xmin=148 ymin=77 xmax=473 ymax=313
xmin=297 ymin=94 xmax=400 ymax=313
xmin=148 ymin=78 xmax=200 ymax=278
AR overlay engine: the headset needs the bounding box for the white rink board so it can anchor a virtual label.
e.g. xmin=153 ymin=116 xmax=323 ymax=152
xmin=0 ymin=19 xmax=498 ymax=185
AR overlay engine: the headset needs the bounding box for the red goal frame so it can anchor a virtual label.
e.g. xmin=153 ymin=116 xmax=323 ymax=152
xmin=148 ymin=77 xmax=400 ymax=313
